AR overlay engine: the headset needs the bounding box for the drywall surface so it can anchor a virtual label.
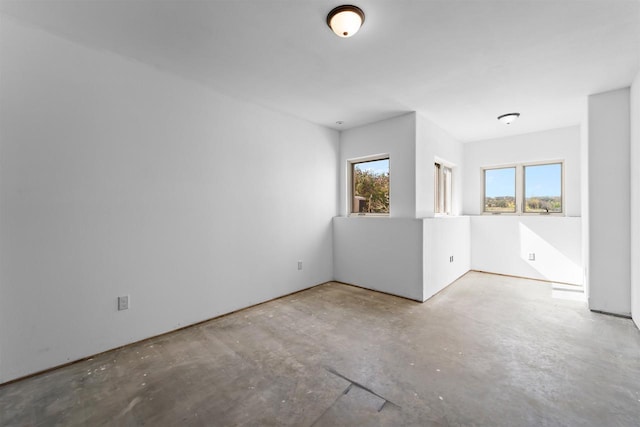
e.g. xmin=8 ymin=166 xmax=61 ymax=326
xmin=333 ymin=217 xmax=423 ymax=301
xmin=423 ymin=216 xmax=470 ymax=300
xmin=416 ymin=114 xmax=464 ymax=217
xmin=0 ymin=18 xmax=338 ymax=383
xmin=580 ymin=105 xmax=590 ymax=299
xmin=631 ymin=73 xmax=640 ymax=327
xmin=587 ymin=88 xmax=631 ymax=316
xmin=462 ymin=126 xmax=583 ymax=284
xmin=462 ymin=126 xmax=581 ymax=216
xmin=338 ymin=113 xmax=416 ymax=218
xmin=335 ymin=114 xmax=466 ymax=302
xmin=471 ymin=216 xmax=582 ymax=285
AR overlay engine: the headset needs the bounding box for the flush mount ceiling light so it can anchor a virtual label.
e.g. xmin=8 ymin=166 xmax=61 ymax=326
xmin=497 ymin=112 xmax=520 ymax=124
xmin=327 ymin=5 xmax=365 ymax=38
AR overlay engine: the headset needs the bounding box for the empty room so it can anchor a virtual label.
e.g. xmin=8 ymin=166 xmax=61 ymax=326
xmin=1 ymin=0 xmax=640 ymax=425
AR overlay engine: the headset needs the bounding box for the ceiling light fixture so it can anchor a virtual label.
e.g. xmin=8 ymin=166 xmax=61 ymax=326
xmin=327 ymin=5 xmax=365 ymax=38
xmin=497 ymin=112 xmax=520 ymax=124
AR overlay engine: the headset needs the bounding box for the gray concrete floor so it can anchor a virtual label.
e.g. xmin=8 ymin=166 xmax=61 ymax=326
xmin=2 ymin=271 xmax=640 ymax=426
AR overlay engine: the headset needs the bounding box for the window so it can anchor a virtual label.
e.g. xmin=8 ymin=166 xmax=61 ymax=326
xmin=484 ymin=167 xmax=516 ymax=213
xmin=351 ymin=157 xmax=389 ymax=215
xmin=524 ymin=163 xmax=562 ymax=213
xmin=483 ymin=162 xmax=563 ymax=214
xmin=435 ymin=162 xmax=452 ymax=215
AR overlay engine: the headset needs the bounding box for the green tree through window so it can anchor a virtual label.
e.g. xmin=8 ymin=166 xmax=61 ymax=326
xmin=484 ymin=167 xmax=516 ymax=212
xmin=524 ymin=163 xmax=562 ymax=213
xmin=352 ymin=158 xmax=389 ymax=214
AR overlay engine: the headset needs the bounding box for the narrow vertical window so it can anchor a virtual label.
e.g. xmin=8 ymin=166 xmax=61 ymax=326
xmin=435 ymin=162 xmax=453 ymax=215
xmin=351 ymin=157 xmax=390 ymax=215
xmin=524 ymin=163 xmax=562 ymax=213
xmin=484 ymin=167 xmax=516 ymax=213
xmin=443 ymin=166 xmax=452 ymax=214
xmin=434 ymin=163 xmax=441 ymax=213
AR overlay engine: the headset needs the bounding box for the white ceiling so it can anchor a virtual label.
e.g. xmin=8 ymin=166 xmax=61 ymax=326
xmin=1 ymin=0 xmax=639 ymax=142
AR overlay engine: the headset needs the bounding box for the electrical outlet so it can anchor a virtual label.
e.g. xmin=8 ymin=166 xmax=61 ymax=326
xmin=449 ymin=255 xmax=454 ymax=263
xmin=118 ymin=295 xmax=129 ymax=311
xmin=528 ymin=253 xmax=535 ymax=261
xmin=298 ymin=260 xmax=303 ymax=270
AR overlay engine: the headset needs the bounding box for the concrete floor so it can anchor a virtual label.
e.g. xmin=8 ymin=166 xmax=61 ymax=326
xmin=1 ymin=271 xmax=640 ymax=426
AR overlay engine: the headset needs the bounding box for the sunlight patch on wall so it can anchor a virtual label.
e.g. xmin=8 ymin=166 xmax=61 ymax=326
xmin=519 ymin=222 xmax=582 ymax=285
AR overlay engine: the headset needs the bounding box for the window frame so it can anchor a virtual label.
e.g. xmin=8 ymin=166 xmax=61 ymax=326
xmin=522 ymin=161 xmax=564 ymax=215
xmin=482 ymin=165 xmax=517 ymax=215
xmin=481 ymin=160 xmax=565 ymax=216
xmin=348 ymin=154 xmax=390 ymax=217
xmin=434 ymin=161 xmax=453 ymax=215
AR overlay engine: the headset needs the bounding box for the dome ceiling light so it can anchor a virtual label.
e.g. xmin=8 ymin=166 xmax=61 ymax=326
xmin=497 ymin=112 xmax=520 ymax=124
xmin=327 ymin=5 xmax=365 ymax=38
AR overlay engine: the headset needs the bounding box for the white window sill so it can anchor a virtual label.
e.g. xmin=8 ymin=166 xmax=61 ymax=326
xmin=348 ymin=213 xmax=390 ymax=218
xmin=481 ymin=212 xmax=566 ymax=217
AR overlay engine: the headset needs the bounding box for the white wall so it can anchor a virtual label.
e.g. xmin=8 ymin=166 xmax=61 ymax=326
xmin=587 ymin=88 xmax=631 ymax=316
xmin=333 ymin=218 xmax=424 ymax=301
xmin=0 ymin=18 xmax=338 ymax=383
xmin=333 ymin=216 xmax=471 ymax=303
xmin=335 ymin=113 xmax=468 ymax=302
xmin=463 ymin=126 xmax=581 ymax=216
xmin=462 ymin=127 xmax=583 ymax=284
xmin=415 ymin=116 xmax=469 ymax=299
xmin=580 ymin=102 xmax=590 ymax=299
xmin=334 ymin=113 xmax=425 ymax=300
xmin=338 ymin=113 xmax=416 ymax=218
xmin=630 ymin=73 xmax=640 ymax=327
xmin=423 ymin=217 xmax=470 ymax=299
xmin=470 ymin=216 xmax=582 ymax=284
xmin=416 ymin=114 xmax=464 ymax=217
